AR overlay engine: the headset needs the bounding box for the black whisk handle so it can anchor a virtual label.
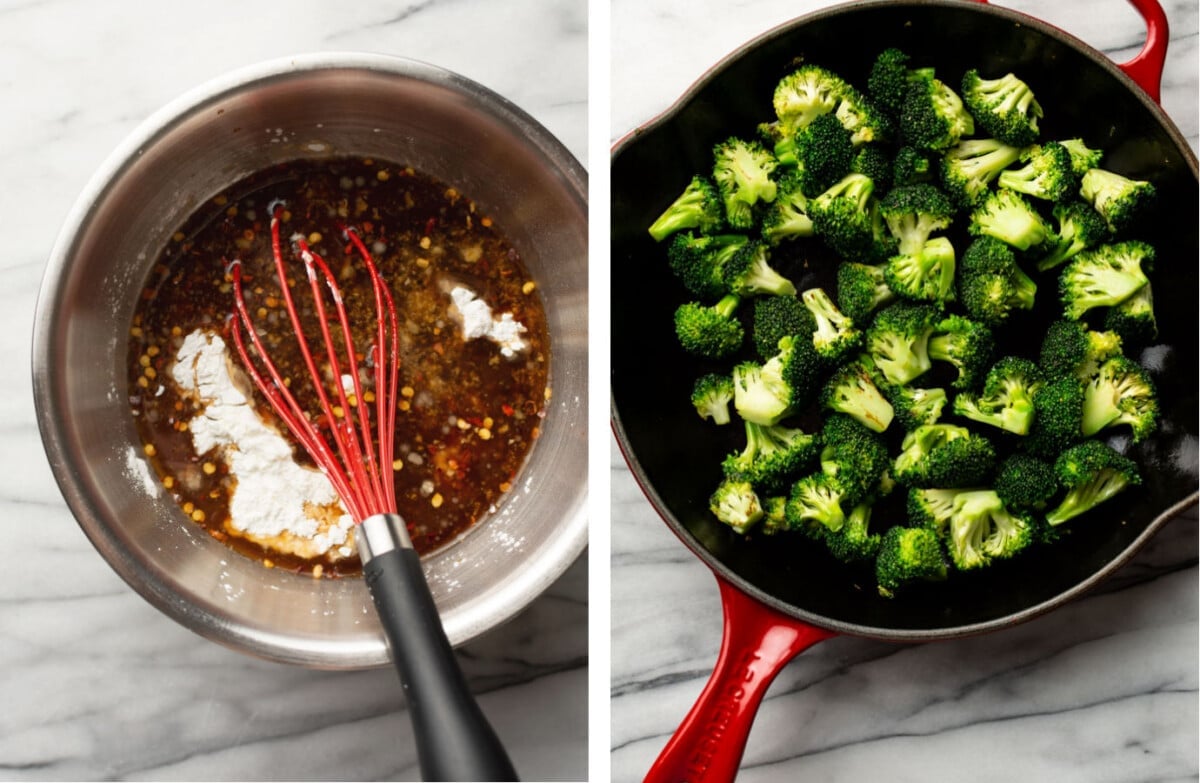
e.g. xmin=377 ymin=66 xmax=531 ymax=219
xmin=360 ymin=515 xmax=519 ymax=782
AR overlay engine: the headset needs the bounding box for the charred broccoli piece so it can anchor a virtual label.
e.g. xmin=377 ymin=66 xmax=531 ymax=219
xmin=710 ymin=478 xmax=764 ymax=534
xmin=648 ymin=176 xmax=726 ymax=241
xmin=667 ymin=232 xmax=750 ymax=299
xmin=996 ymin=141 xmax=1075 ymax=202
xmin=802 ymin=287 xmax=863 ymax=361
xmin=993 ymin=453 xmax=1059 ymax=511
xmin=892 ymin=423 xmax=997 ymax=488
xmin=836 ymin=261 xmax=894 ymax=323
xmin=1079 ymin=167 xmax=1156 ymax=232
xmin=674 ymin=294 xmax=743 ymax=359
xmin=927 ymin=314 xmax=994 ymax=389
xmin=952 ymin=356 xmax=1043 ymax=435
xmin=939 ymin=137 xmax=1024 ymax=207
xmin=760 ymin=169 xmax=816 ymax=245
xmin=968 ymin=188 xmax=1051 ymax=251
xmin=722 ymin=420 xmax=819 ymax=491
xmin=721 ymin=240 xmax=796 ymax=297
xmin=1038 ymin=319 xmax=1124 ymax=380
xmin=900 ymin=72 xmax=974 ymax=151
xmin=820 ymin=357 xmax=895 ymax=433
xmin=960 ymin=70 xmax=1044 ymax=147
xmin=712 ymin=137 xmax=779 ymax=230
xmin=1059 ymin=241 xmax=1152 ymax=320
xmin=1045 ymin=440 xmax=1141 ymax=526
xmin=1103 ymin=283 xmax=1158 ymax=348
xmin=884 ymin=236 xmax=957 ymax=303
xmin=864 ymin=301 xmax=937 ymax=385
xmin=752 ymin=294 xmax=813 ymax=359
xmin=1080 ymin=356 xmax=1159 ymax=442
xmin=1037 ymin=200 xmax=1109 ymax=272
xmin=691 ymin=372 xmax=734 ymax=425
xmin=956 ymin=236 xmax=1037 ymax=326
xmin=879 ymin=183 xmax=956 ymax=256
xmin=875 ymin=525 xmax=948 ymax=597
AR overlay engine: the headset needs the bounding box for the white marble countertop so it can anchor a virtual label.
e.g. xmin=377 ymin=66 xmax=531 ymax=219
xmin=610 ymin=1 xmax=1198 ymax=781
xmin=0 ymin=1 xmax=586 ymax=781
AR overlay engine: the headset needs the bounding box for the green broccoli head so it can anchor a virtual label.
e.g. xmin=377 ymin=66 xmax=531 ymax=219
xmin=1045 ymin=440 xmax=1141 ymax=526
xmin=879 ymin=183 xmax=956 ymax=256
xmin=885 ymin=384 xmax=948 ymax=430
xmin=712 ymin=137 xmax=779 ymax=230
xmin=900 ymin=73 xmax=974 ymax=151
xmin=893 ymin=423 xmax=996 ymax=488
xmin=952 ymin=356 xmax=1043 ymax=435
xmin=1037 ymin=200 xmax=1110 ymax=272
xmin=674 ymin=294 xmax=743 ymax=359
xmin=1023 ymin=375 xmax=1086 ymax=460
xmin=808 ymin=173 xmax=881 ymax=260
xmin=648 ymin=176 xmax=726 ymax=241
xmin=691 ymin=372 xmax=734 ymax=425
xmin=939 ymin=137 xmax=1024 ymax=208
xmin=826 ymin=502 xmax=882 ymax=563
xmin=851 ymin=145 xmax=894 ymax=192
xmin=996 ymin=141 xmax=1076 ymax=202
xmin=773 ymin=65 xmax=848 ymax=135
xmin=957 ymin=236 xmax=1037 ymax=326
xmin=760 ymin=169 xmax=816 ymax=246
xmin=774 ymin=112 xmax=854 ymax=191
xmin=906 ymin=486 xmax=969 ymax=533
xmin=944 ymin=489 xmax=1035 ymax=570
xmin=784 ymin=472 xmax=848 ymax=538
xmin=867 ymin=47 xmax=914 ymax=117
xmin=709 ymin=477 xmax=764 ymax=534
xmin=752 ymin=294 xmax=813 ymax=359
xmin=836 ymin=261 xmax=894 ymax=324
xmin=819 ymin=413 xmax=891 ymax=508
xmin=1038 ymin=319 xmax=1124 ymax=380
xmin=1058 ymin=138 xmax=1104 ymax=177
xmin=1103 ymin=283 xmax=1158 ymax=348
xmin=731 ymin=358 xmax=790 ymax=426
xmin=875 ymin=525 xmax=948 ymax=598
xmin=1058 ymin=240 xmax=1152 ymax=320
xmin=819 ymin=356 xmax=895 ymax=433
xmin=802 ymin=287 xmax=863 ymax=361
xmin=760 ymin=495 xmax=790 ymax=535
xmin=667 ymin=232 xmax=750 ymax=299
xmin=927 ymin=314 xmax=994 ymax=389
xmin=720 ymin=240 xmax=796 ymax=297
xmin=1079 ymin=167 xmax=1156 ymax=232
xmin=960 ymin=70 xmax=1044 ymax=147
xmin=835 ymin=85 xmax=894 ymax=147
xmin=884 ymin=236 xmax=957 ymax=304
xmin=1080 ymin=356 xmax=1159 ymax=442
xmin=893 ymin=145 xmax=935 ymax=187
xmin=968 ymin=188 xmax=1051 ymax=251
xmin=722 ymin=420 xmax=819 ymax=492
xmin=993 ymin=453 xmax=1058 ymax=511
xmin=865 ymin=301 xmax=938 ymax=385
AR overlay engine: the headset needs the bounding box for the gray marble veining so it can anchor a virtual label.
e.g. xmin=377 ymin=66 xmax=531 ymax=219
xmin=0 ymin=1 xmax=587 ymax=781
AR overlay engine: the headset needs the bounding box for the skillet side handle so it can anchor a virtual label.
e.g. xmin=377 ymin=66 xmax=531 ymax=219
xmin=643 ymin=576 xmax=836 ymax=783
xmin=975 ymin=0 xmax=1168 ymax=103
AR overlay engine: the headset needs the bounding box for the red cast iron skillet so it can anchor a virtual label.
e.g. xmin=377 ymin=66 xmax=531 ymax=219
xmin=610 ymin=1 xmax=1198 ymax=780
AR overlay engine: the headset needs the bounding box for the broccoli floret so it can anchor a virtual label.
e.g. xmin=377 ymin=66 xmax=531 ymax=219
xmin=960 ymin=70 xmax=1044 ymax=147
xmin=884 ymin=236 xmax=957 ymax=303
xmin=956 ymin=236 xmax=1037 ymax=326
xmin=826 ymin=502 xmax=882 ymax=563
xmin=1045 ymin=440 xmax=1141 ymax=526
xmin=773 ymin=65 xmax=848 ymax=135
xmin=752 ymin=294 xmax=813 ymax=359
xmin=1038 ymin=319 xmax=1124 ymax=380
xmin=692 ymin=372 xmax=735 ymax=425
xmin=808 ymin=172 xmax=881 ymax=260
xmin=760 ymin=495 xmax=789 ymax=535
xmin=1058 ymin=138 xmax=1104 ymax=177
xmin=879 ymin=183 xmax=956 ymax=256
xmin=885 ymin=384 xmax=948 ymax=430
xmin=1080 ymin=356 xmax=1158 ymax=442
xmin=722 ymin=420 xmax=819 ymax=491
xmin=760 ymin=170 xmax=816 ymax=245
xmin=674 ymin=294 xmax=744 ymax=359
xmin=968 ymin=188 xmax=1051 ymax=251
xmin=865 ymin=301 xmax=937 ymax=385
xmin=1036 ymin=200 xmax=1110 ymax=272
xmin=943 ymin=489 xmax=1035 ymax=570
xmin=801 ymin=287 xmax=863 ymax=361
xmin=819 ymin=413 xmax=891 ymax=507
xmin=893 ymin=423 xmax=997 ymax=488
xmin=907 ymin=486 xmax=969 ymax=532
xmin=875 ymin=525 xmax=948 ymax=597
xmin=891 ymin=145 xmax=933 ymax=187
xmin=1024 ymin=375 xmax=1086 ymax=460
xmin=648 ymin=176 xmax=726 ymax=241
xmin=1079 ymin=167 xmax=1156 ymax=232
xmin=867 ymin=48 xmax=917 ymax=117
xmin=667 ymin=232 xmax=751 ymax=299
xmin=927 ymin=314 xmax=994 ymax=389
xmin=835 ymin=85 xmax=894 ymax=147
xmin=731 ymin=334 xmax=822 ymax=425
xmin=820 ymin=357 xmax=895 ymax=433
xmin=900 ymin=73 xmax=974 ymax=151
xmin=774 ymin=112 xmax=854 ymax=192
xmin=994 ymin=453 xmax=1058 ymax=511
xmin=784 ymin=472 xmax=848 ymax=537
xmin=996 ymin=142 xmax=1075 ymax=202
xmin=721 ymin=240 xmax=796 ymax=297
xmin=1103 ymin=283 xmax=1158 ymax=348
xmin=939 ymin=138 xmax=1024 ymax=207
xmin=836 ymin=261 xmax=895 ymax=323
xmin=952 ymin=356 xmax=1043 ymax=435
xmin=1059 ymin=241 xmax=1152 ymax=320
xmin=851 ymin=145 xmax=893 ymax=192
xmin=709 ymin=478 xmax=764 ymax=534
xmin=712 ymin=137 xmax=779 ymax=230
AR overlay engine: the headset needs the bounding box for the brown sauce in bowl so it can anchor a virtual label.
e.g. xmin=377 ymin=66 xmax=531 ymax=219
xmin=127 ymin=157 xmax=551 ymax=576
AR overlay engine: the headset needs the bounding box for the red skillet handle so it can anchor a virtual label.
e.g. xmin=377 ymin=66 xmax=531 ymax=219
xmin=643 ymin=575 xmax=836 ymax=783
xmin=975 ymin=0 xmax=1168 ymax=103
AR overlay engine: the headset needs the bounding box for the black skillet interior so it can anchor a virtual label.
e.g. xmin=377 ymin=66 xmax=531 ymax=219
xmin=611 ymin=0 xmax=1199 ymax=637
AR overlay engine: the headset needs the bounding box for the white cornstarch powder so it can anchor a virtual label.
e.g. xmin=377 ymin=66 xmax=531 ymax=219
xmin=171 ymin=329 xmax=355 ymax=557
xmin=448 ymin=285 xmax=528 ymax=358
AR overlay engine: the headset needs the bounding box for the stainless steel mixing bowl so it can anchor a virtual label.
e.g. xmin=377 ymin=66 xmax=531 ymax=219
xmin=32 ymin=52 xmax=588 ymax=668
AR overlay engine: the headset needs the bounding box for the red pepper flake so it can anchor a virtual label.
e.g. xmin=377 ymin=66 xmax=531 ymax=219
xmin=424 ymin=217 xmax=437 ymax=235
xmin=501 ymin=403 xmax=515 ymax=416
